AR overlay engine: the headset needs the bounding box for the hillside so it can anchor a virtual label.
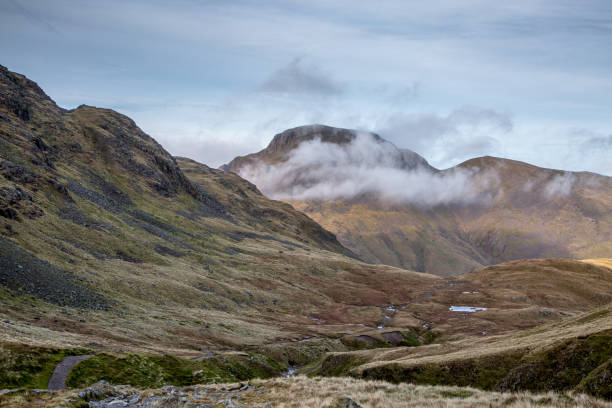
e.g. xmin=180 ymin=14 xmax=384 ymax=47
xmin=313 ymin=301 xmax=612 ymax=400
xmin=0 ymin=64 xmax=441 ymax=356
xmin=225 ymin=125 xmax=612 ymax=276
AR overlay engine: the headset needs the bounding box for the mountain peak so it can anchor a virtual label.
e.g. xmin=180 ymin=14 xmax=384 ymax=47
xmin=0 ymin=65 xmax=63 ymax=122
xmin=222 ymin=124 xmax=432 ymax=172
xmin=266 ymin=124 xmax=374 ymax=154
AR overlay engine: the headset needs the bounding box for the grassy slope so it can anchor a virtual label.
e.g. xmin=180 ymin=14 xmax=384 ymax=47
xmin=0 ymin=65 xmax=441 ymax=356
xmin=3 ymin=256 xmax=610 ymax=391
xmin=0 ymin=344 xmax=91 ymax=389
xmin=314 ymin=302 xmax=612 ymax=399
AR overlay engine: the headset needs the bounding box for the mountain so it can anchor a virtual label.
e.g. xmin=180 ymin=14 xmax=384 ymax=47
xmin=2 ymin=66 xmax=612 ymax=401
xmin=0 ymin=65 xmax=440 ymax=355
xmin=224 ymin=125 xmax=612 ymax=276
xmin=222 ymin=124 xmax=434 ymax=173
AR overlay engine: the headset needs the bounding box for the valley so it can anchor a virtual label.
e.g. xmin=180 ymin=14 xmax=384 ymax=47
xmin=0 ymin=65 xmax=611 ymax=406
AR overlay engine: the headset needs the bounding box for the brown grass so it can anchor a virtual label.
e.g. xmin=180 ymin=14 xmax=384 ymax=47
xmin=5 ymin=376 xmax=610 ymax=407
xmin=320 ymin=301 xmax=612 ymax=378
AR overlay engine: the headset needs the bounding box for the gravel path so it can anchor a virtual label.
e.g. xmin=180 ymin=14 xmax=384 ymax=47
xmin=47 ymin=355 xmax=94 ymax=390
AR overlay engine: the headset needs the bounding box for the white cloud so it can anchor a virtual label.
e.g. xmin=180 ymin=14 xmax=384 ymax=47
xmin=238 ymin=133 xmax=500 ymax=205
xmin=544 ymin=172 xmax=576 ymax=197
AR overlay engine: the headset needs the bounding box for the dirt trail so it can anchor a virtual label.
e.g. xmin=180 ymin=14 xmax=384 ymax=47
xmin=47 ymin=355 xmax=94 ymax=390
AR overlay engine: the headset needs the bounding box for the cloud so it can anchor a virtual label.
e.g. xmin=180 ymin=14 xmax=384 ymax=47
xmin=574 ymin=131 xmax=612 ymax=175
xmin=376 ymin=106 xmax=512 ymax=168
xmin=238 ymin=132 xmax=499 ymax=206
xmin=375 ymin=82 xmax=421 ymax=105
xmin=2 ymin=1 xmax=610 ymax=176
xmin=258 ymin=58 xmax=344 ymax=96
xmin=537 ymin=128 xmax=612 ymax=176
xmin=581 ymin=132 xmax=612 ymax=150
xmin=544 ymin=172 xmax=576 ymax=197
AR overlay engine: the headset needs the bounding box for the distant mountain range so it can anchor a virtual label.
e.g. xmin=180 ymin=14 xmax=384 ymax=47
xmin=224 ymin=125 xmax=612 ymax=276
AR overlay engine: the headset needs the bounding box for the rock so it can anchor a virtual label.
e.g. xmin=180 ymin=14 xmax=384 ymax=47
xmin=0 ymin=161 xmax=39 ymax=184
xmin=0 ymin=388 xmax=24 ymax=396
xmin=127 ymin=394 xmax=140 ymax=404
xmin=0 ymin=186 xmax=44 ymax=220
xmin=0 ymin=205 xmax=19 ymax=220
xmin=0 ymin=235 xmax=110 ymax=310
xmin=161 ymin=385 xmax=180 ymax=393
xmin=228 ymin=383 xmax=246 ymax=391
xmin=77 ymin=380 xmax=117 ymax=402
xmin=538 ymin=310 xmax=554 ymax=317
xmin=331 ymin=396 xmax=363 ymax=408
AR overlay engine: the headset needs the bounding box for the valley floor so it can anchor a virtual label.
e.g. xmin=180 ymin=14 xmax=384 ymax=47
xmin=2 ymin=376 xmax=611 ymax=408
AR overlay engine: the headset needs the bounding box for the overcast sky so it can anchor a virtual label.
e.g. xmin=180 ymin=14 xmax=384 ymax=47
xmin=1 ymin=0 xmax=611 ymax=174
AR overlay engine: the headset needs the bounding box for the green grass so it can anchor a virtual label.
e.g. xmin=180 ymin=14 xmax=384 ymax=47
xmin=0 ymin=344 xmax=91 ymax=389
xmin=399 ymin=332 xmax=420 ymax=347
xmin=336 ymin=329 xmax=612 ymax=400
xmin=66 ymin=352 xmax=283 ymax=388
xmin=501 ymin=330 xmax=612 ymax=394
xmin=312 ymin=353 xmax=367 ymax=377
xmin=1 ymin=342 xmax=284 ymax=390
xmin=359 ymin=351 xmax=525 ymax=390
xmin=575 ymin=358 xmax=612 ymax=400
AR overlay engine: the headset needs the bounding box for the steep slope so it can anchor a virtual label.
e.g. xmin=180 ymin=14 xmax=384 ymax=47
xmin=224 ymin=125 xmax=612 ymax=276
xmin=175 ymin=156 xmax=355 ymax=258
xmin=0 ymin=65 xmax=440 ymax=354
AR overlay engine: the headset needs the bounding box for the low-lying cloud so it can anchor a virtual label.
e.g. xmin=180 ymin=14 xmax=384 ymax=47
xmin=238 ymin=133 xmax=500 ymax=206
xmin=544 ymin=172 xmax=576 ymax=197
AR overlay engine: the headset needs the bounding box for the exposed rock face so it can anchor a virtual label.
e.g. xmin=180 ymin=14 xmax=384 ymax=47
xmin=0 ymin=186 xmax=44 ymax=220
